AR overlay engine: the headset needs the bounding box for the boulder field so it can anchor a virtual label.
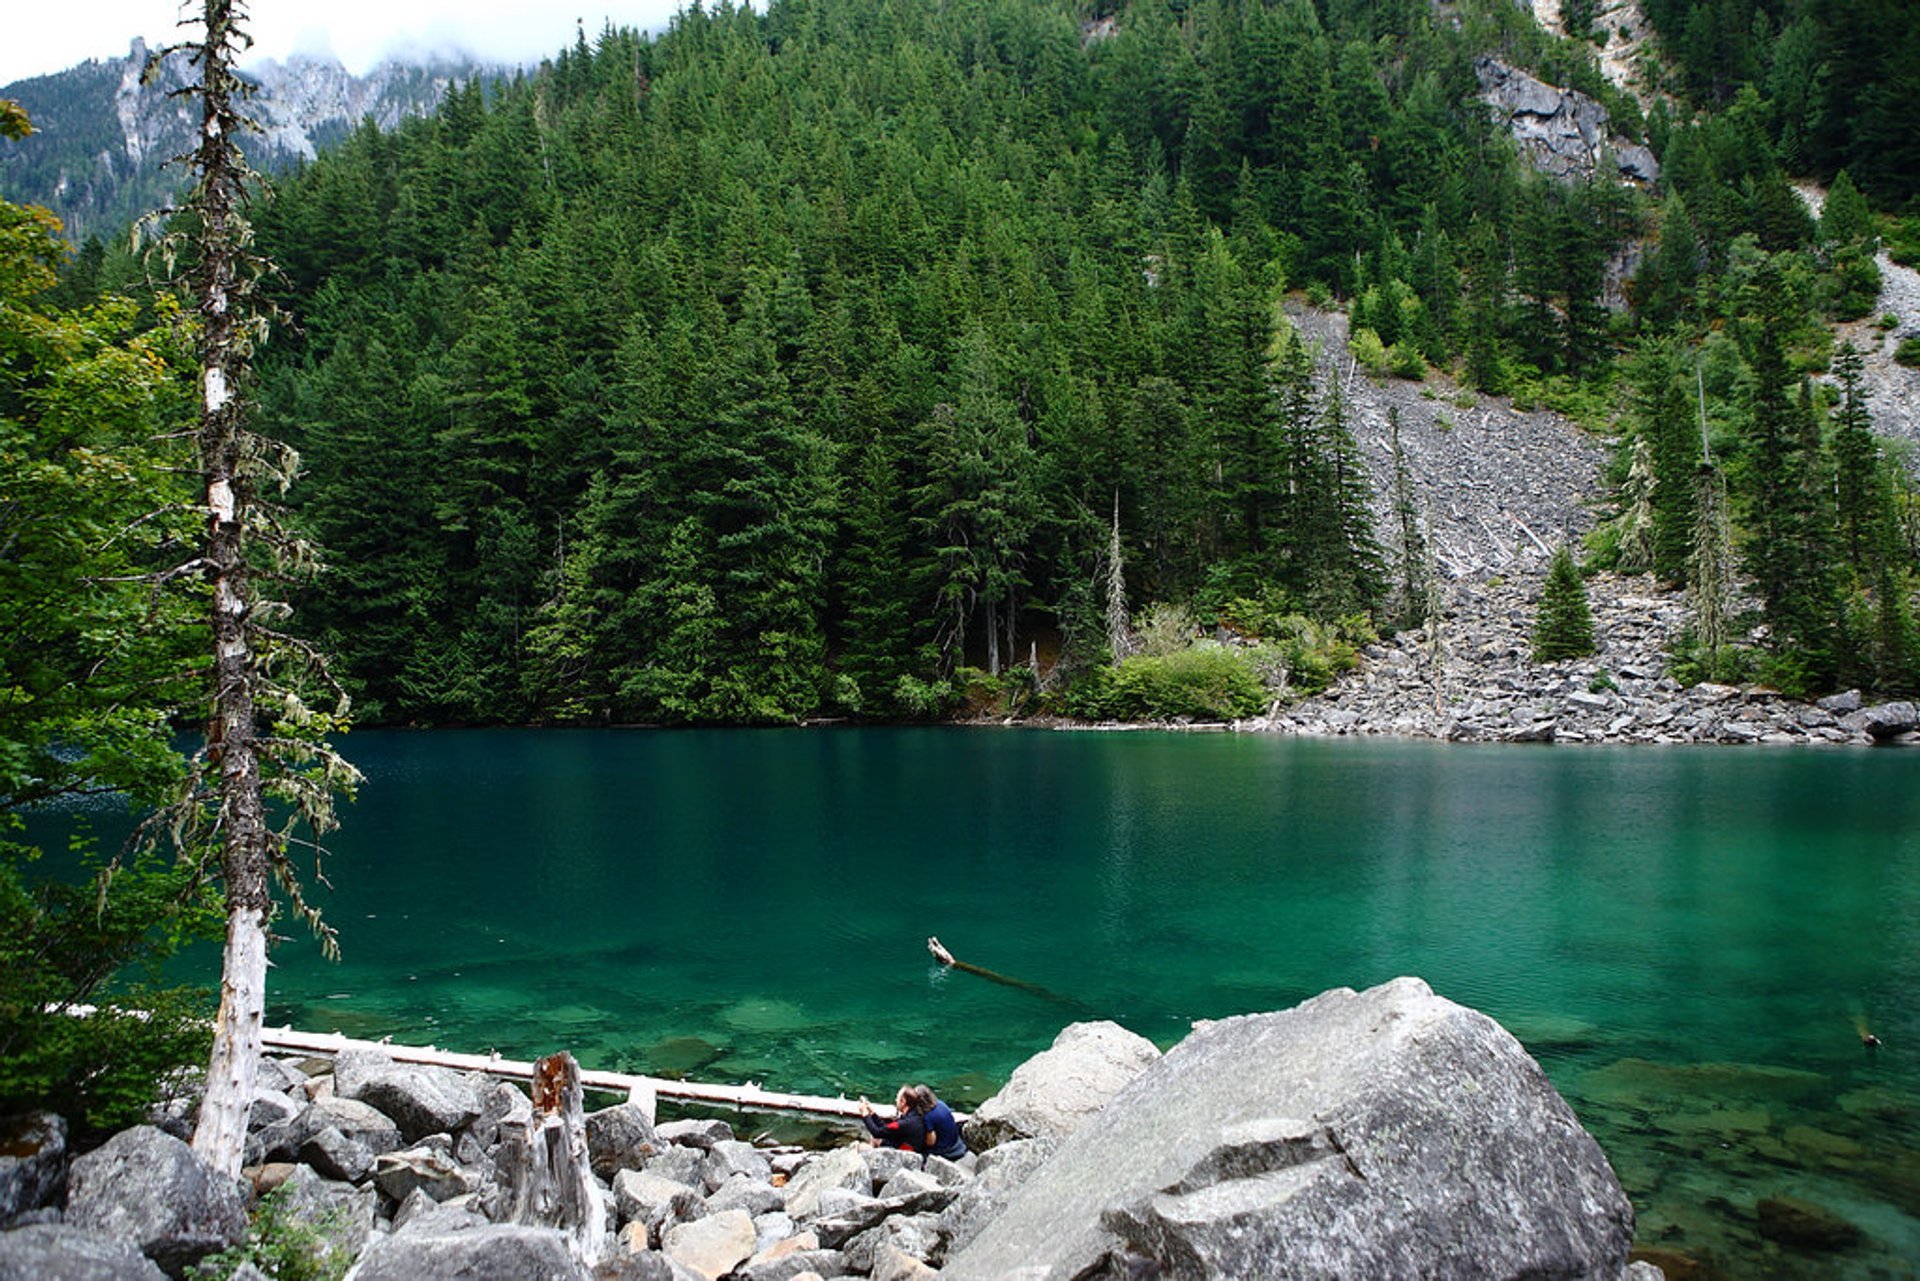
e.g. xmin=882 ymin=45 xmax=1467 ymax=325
xmin=1 ymin=978 xmax=1660 ymax=1279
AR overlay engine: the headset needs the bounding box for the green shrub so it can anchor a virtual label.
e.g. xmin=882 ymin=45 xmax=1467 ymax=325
xmin=1349 ymin=326 xmax=1391 ymax=377
xmin=1133 ymin=601 xmax=1199 ymax=657
xmin=1669 ymin=629 xmax=1753 ymax=687
xmin=1896 ymin=337 xmax=1920 ymax=370
xmin=1389 ymin=341 xmax=1428 ymax=380
xmin=1066 ymin=647 xmax=1268 ymax=721
xmin=0 ymin=843 xmax=216 ymax=1140
xmin=193 ymin=1185 xmax=354 ymax=1281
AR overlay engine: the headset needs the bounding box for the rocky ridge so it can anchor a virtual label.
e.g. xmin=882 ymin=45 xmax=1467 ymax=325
xmin=2 ymin=41 xmax=504 ymax=239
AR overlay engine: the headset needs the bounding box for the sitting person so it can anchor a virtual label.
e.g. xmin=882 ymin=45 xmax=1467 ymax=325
xmin=908 ymin=1083 xmax=969 ymax=1161
xmin=858 ymin=1086 xmax=927 ymax=1152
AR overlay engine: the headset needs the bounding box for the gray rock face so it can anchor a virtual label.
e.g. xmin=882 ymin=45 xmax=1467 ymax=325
xmin=1845 ymin=700 xmax=1918 ymax=742
xmin=65 ymin=1126 xmax=249 ymax=1277
xmin=0 ymin=1112 xmax=67 ymax=1228
xmin=937 ymin=1137 xmax=1058 ymax=1257
xmin=344 ymin=1224 xmax=589 ymax=1280
xmin=966 ymin=1022 xmax=1163 ymax=1151
xmin=372 ymin=1143 xmax=473 ymax=1204
xmin=703 ymin=1139 xmax=772 ymax=1190
xmin=782 ymin=1147 xmax=872 ymax=1220
xmin=612 ymin=1168 xmax=706 ymax=1243
xmin=944 ymin=978 xmax=1633 ymax=1280
xmin=1475 ymin=57 xmax=1657 ymax=187
xmin=0 ymin=1221 xmax=169 ymax=1280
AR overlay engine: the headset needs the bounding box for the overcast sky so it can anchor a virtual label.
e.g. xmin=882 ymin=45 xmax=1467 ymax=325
xmin=4 ymin=1 xmax=692 ymax=87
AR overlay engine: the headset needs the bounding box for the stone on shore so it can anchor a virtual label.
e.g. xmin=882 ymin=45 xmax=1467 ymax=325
xmin=586 ymin=1100 xmax=660 ymax=1180
xmin=344 ymin=1223 xmax=589 ymax=1280
xmin=965 ymin=1021 xmax=1163 ymax=1151
xmin=332 ymin=1051 xmax=482 ymax=1143
xmin=0 ymin=1221 xmax=169 ymax=1280
xmin=64 ymin=1125 xmax=249 ymax=1277
xmin=944 ymin=977 xmax=1633 ymax=1280
xmin=662 ymin=1207 xmax=757 ymax=1279
xmin=0 ymin=1111 xmax=67 ymax=1229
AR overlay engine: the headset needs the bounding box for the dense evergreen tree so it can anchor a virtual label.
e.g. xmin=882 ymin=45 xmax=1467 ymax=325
xmin=1533 ymin=545 xmax=1596 ymax=661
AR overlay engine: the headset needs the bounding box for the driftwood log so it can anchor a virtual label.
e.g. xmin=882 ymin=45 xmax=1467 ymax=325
xmin=499 ymin=1051 xmax=604 ymax=1262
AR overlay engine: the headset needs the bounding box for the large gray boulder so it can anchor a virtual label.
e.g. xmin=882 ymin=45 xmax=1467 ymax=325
xmin=0 ymin=1112 xmax=67 ymax=1228
xmin=966 ymin=1021 xmax=1163 ymax=1150
xmin=64 ymin=1126 xmax=248 ymax=1277
xmin=344 ymin=1224 xmax=589 ymax=1280
xmin=945 ymin=978 xmax=1634 ymax=1280
xmin=334 ymin=1054 xmax=482 ymax=1143
xmin=0 ymin=1222 xmax=169 ymax=1280
xmin=1845 ymin=700 xmax=1918 ymax=742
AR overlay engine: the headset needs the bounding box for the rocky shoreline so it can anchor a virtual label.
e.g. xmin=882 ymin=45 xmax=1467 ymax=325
xmin=1244 ymin=568 xmax=1918 ymax=746
xmin=1 ymin=980 xmax=1656 ymax=1280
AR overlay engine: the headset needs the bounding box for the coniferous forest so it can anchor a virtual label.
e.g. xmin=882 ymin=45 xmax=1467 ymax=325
xmin=16 ymin=0 xmax=1920 ymax=732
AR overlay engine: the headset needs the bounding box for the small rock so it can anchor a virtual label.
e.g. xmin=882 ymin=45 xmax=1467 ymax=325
xmin=0 ymin=1111 xmax=68 ymax=1228
xmin=586 ymin=1101 xmax=660 ymax=1180
xmin=656 ymin=1119 xmax=735 ymax=1150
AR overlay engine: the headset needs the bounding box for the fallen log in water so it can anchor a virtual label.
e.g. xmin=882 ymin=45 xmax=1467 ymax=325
xmin=259 ymin=1025 xmax=889 ymax=1120
xmin=927 ymin=936 xmax=1083 ymax=1008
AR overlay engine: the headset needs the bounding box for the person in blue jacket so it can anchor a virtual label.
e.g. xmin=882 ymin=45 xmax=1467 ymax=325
xmin=907 ymin=1083 xmax=968 ymax=1161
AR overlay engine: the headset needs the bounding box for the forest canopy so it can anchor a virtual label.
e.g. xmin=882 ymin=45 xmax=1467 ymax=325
xmin=55 ymin=0 xmax=1902 ymax=723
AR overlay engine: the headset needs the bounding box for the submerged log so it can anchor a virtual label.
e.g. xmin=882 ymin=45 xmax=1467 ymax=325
xmin=498 ymin=1052 xmax=603 ymax=1263
xmin=926 ymin=936 xmax=1082 ymax=1008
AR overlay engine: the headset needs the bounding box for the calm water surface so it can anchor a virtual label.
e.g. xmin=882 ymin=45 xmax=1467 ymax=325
xmin=68 ymin=730 xmax=1920 ymax=1273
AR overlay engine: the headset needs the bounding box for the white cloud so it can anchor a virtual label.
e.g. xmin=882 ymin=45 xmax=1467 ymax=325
xmin=3 ymin=1 xmax=688 ymax=88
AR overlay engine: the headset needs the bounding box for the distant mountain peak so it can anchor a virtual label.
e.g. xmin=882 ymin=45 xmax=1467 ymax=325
xmin=1 ymin=43 xmax=506 ymax=240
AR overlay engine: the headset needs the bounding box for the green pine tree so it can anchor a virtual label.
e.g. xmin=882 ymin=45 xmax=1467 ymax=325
xmin=1533 ymin=545 xmax=1596 ymax=660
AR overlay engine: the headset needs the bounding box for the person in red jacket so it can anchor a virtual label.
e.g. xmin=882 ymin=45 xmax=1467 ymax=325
xmin=858 ymin=1085 xmax=927 ymax=1151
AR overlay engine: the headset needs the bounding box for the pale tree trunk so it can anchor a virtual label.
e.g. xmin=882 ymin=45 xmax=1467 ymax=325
xmin=501 ymin=1053 xmax=605 ymax=1264
xmin=185 ymin=0 xmax=271 ymax=1179
xmin=1106 ymin=491 xmax=1129 ymax=664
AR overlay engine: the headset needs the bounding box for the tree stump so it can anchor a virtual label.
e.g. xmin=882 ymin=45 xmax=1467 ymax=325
xmin=499 ymin=1051 xmax=605 ymax=1263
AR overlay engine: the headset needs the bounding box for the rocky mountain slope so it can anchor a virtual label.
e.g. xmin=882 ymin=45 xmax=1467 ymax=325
xmin=1266 ymin=304 xmax=1917 ymax=746
xmin=0 ymin=41 xmax=507 ymax=240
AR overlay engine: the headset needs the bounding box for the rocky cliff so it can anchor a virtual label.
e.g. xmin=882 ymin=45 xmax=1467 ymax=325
xmin=0 ymin=41 xmax=508 ymax=240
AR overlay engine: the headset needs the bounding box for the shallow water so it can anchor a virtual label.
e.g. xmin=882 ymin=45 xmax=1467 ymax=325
xmin=40 ymin=729 xmax=1920 ymax=1274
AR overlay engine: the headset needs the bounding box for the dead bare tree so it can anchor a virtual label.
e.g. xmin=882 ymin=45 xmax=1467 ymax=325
xmin=151 ymin=0 xmax=358 ymax=1178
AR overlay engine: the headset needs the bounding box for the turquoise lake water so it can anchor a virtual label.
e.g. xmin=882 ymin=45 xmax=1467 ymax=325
xmin=40 ymin=728 xmax=1920 ymax=1274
